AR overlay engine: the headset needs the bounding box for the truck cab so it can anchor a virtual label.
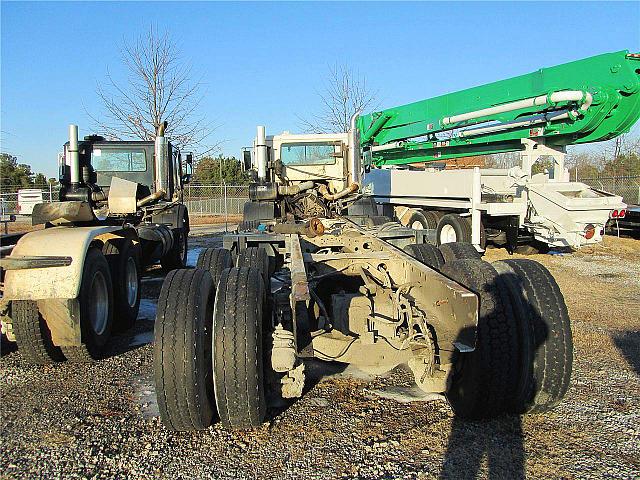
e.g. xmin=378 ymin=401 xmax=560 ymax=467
xmin=254 ymin=131 xmax=350 ymax=193
xmin=59 ymin=136 xmax=190 ymax=204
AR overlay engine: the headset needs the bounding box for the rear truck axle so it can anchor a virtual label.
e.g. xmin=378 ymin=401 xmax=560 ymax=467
xmin=153 ymin=217 xmax=573 ymax=430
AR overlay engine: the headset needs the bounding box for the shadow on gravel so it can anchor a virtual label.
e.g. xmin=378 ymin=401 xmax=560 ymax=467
xmin=439 ymin=416 xmax=525 ymax=479
xmin=1 ymin=334 xmax=17 ymax=356
xmin=264 ymin=359 xmax=349 ymax=421
xmin=614 ymin=330 xmax=640 ymax=377
xmin=100 ymin=319 xmax=156 ymax=360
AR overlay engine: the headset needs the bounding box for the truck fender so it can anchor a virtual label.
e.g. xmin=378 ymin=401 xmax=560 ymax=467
xmin=4 ymin=225 xmax=124 ymax=301
xmin=150 ymin=204 xmax=189 ymax=232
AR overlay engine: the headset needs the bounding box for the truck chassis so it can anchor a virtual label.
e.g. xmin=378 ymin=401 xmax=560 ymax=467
xmin=153 ymin=217 xmax=573 ymax=430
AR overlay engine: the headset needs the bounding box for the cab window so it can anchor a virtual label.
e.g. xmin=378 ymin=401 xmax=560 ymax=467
xmin=92 ymin=148 xmax=147 ymax=172
xmin=280 ymin=143 xmax=336 ymax=166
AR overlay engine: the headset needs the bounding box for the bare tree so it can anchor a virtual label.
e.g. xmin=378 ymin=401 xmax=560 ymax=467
xmin=90 ymin=27 xmax=216 ymax=155
xmin=299 ymin=64 xmax=377 ymax=133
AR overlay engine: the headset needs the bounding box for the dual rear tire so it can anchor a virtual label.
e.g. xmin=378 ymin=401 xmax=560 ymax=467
xmin=404 ymin=210 xmax=486 ymax=249
xmin=13 ymin=247 xmax=116 ymax=364
xmin=154 ymin=251 xmax=267 ymax=431
xmin=13 ymin=240 xmax=143 ymax=364
xmin=442 ymin=258 xmax=573 ymax=418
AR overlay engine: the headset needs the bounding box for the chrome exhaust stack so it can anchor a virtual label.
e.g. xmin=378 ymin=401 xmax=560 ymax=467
xmin=349 ymin=112 xmax=362 ymax=186
xmin=155 ymin=122 xmax=169 ymax=199
xmin=68 ymin=124 xmax=80 ymax=185
xmin=256 ymin=125 xmax=268 ymax=182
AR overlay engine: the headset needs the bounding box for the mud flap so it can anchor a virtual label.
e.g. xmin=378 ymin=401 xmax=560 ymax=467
xmin=37 ymin=298 xmax=81 ymax=347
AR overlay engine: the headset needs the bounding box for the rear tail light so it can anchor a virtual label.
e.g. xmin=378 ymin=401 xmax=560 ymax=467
xmin=584 ymin=224 xmax=595 ymax=239
xmin=611 ymin=209 xmax=627 ymax=219
xmin=618 ymin=209 xmax=626 ymax=218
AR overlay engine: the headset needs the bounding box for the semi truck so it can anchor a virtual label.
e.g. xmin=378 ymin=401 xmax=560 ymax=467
xmin=148 ymin=50 xmax=640 ymax=432
xmin=0 ymin=123 xmax=191 ymax=363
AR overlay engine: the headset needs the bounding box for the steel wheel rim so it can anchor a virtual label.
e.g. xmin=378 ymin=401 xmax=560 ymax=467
xmin=89 ymin=270 xmax=109 ymax=335
xmin=411 ymin=220 xmax=424 ymax=230
xmin=440 ymin=224 xmax=457 ymax=244
xmin=125 ymin=256 xmax=138 ymax=307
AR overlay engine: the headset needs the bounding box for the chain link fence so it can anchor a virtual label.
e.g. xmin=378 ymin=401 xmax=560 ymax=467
xmin=0 ymin=184 xmax=249 ymax=216
xmin=577 ymin=175 xmax=640 ymax=205
xmin=183 ymin=184 xmax=249 ymax=216
xmin=0 ymin=185 xmax=59 ymax=214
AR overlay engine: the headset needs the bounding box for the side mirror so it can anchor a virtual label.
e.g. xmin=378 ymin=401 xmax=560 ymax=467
xmin=362 ymin=149 xmax=372 ymax=173
xmin=182 ymin=152 xmax=193 ymax=183
xmin=242 ymin=149 xmax=252 ymax=171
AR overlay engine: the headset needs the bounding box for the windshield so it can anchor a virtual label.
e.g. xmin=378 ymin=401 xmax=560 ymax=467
xmin=280 ymin=143 xmax=336 ymax=166
xmin=91 ymin=148 xmax=147 ymax=172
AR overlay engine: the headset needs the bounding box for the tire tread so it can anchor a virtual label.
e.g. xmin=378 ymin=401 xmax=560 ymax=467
xmin=441 ymin=259 xmax=518 ymax=418
xmin=497 ymin=259 xmax=573 ymax=413
xmin=153 ymin=268 xmax=215 ymax=431
xmin=213 ymin=267 xmax=266 ymax=429
xmin=404 ymin=243 xmax=445 ymax=269
xmin=12 ymin=300 xmax=64 ymax=364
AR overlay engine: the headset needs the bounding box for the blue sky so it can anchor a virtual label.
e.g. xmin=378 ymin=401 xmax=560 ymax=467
xmin=2 ymin=1 xmax=639 ymax=178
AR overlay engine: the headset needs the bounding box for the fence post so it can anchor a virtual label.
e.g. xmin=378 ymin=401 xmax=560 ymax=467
xmin=224 ymin=182 xmax=228 ymax=232
xmin=49 ymin=183 xmax=53 ymax=202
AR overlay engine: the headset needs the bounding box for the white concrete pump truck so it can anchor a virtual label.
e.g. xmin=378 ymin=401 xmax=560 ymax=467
xmin=0 ymin=123 xmax=192 ymax=363
xmin=146 ymin=51 xmax=640 ymax=432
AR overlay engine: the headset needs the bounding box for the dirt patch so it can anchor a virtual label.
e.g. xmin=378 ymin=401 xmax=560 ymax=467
xmin=190 ymin=214 xmax=243 ymax=225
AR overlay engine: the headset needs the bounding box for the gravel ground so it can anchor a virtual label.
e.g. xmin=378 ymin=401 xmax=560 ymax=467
xmin=1 ymin=234 xmax=639 ymax=479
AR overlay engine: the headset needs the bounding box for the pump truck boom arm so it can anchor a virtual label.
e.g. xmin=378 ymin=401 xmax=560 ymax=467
xmin=358 ymin=50 xmax=640 ymax=166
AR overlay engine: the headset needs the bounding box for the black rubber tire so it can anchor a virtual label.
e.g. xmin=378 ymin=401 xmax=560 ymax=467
xmin=404 ymin=243 xmax=445 ymax=270
xmin=406 ymin=210 xmax=434 ymax=230
xmin=153 ymin=268 xmax=216 ymax=431
xmin=213 ymin=267 xmax=267 ymax=429
xmin=423 ymin=210 xmax=441 ymax=229
xmin=103 ymin=238 xmax=141 ymax=332
xmin=436 ymin=213 xmax=472 ymax=245
xmin=61 ymin=248 xmax=114 ymax=363
xmin=161 ymin=229 xmax=188 ymax=272
xmin=197 ymin=248 xmax=233 ymax=288
xmin=439 ymin=242 xmax=482 ymax=263
xmin=12 ymin=300 xmax=64 ymax=364
xmin=440 ymin=259 xmax=519 ymax=419
xmin=492 ymin=259 xmax=573 ymax=414
xmin=367 ymin=216 xmax=393 ymax=227
xmin=236 ymin=247 xmax=270 ymax=288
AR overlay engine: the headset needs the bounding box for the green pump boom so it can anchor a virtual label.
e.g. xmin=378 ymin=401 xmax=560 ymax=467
xmin=357 ymin=50 xmax=640 ymax=166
